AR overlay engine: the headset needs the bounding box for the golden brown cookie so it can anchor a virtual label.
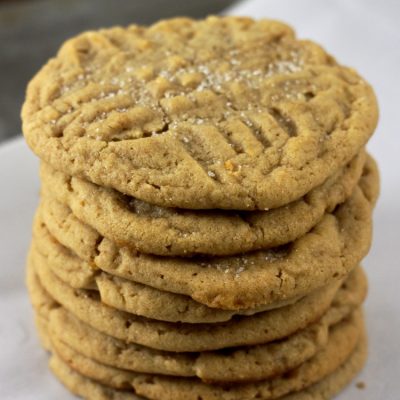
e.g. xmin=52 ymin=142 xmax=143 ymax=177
xmin=48 ymin=333 xmax=367 ymax=400
xmin=281 ymin=332 xmax=367 ymax=400
xmin=28 ymin=255 xmax=365 ymax=353
xmin=38 ymin=152 xmax=366 ymax=256
xmin=28 ymin=256 xmax=366 ymax=383
xmin=30 ymin=239 xmax=303 ymax=324
xmin=49 ymin=309 xmax=363 ymax=399
xmin=22 ymin=16 xmax=378 ymax=210
xmin=47 ymin=308 xmax=355 ymax=383
xmin=35 ymin=163 xmax=377 ymax=310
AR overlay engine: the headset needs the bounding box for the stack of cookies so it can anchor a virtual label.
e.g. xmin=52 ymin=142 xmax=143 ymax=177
xmin=22 ymin=16 xmax=379 ymax=400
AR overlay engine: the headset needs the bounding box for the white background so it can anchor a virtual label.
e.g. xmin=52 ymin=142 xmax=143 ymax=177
xmin=0 ymin=0 xmax=399 ymax=398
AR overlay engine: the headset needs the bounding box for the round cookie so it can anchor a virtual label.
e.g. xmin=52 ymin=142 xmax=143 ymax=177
xmin=36 ymin=163 xmax=378 ymax=310
xmin=35 ymin=314 xmax=52 ymax=352
xmin=42 ymin=293 xmax=364 ymax=383
xmin=30 ymin=228 xmax=304 ymax=323
xmin=26 ymin=258 xmax=59 ymax=316
xmin=30 ymin=227 xmax=98 ymax=292
xmin=29 ymin=261 xmax=365 ymax=383
xmin=22 ymin=16 xmax=378 ymax=210
xmin=28 ymin=256 xmax=365 ymax=353
xmin=50 ymin=355 xmax=143 ymax=400
xmin=49 ymin=310 xmax=363 ymax=400
xmin=281 ymin=332 xmax=367 ymax=400
xmin=39 ymin=152 xmax=366 ymax=256
xmin=48 ymin=334 xmax=367 ymax=400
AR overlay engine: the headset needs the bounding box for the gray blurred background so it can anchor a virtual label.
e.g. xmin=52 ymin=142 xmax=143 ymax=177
xmin=0 ymin=0 xmax=237 ymax=143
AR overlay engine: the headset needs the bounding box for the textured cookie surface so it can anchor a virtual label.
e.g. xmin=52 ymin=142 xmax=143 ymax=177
xmin=47 ymin=307 xmax=358 ymax=383
xmin=29 ymin=256 xmax=344 ymax=352
xmin=48 ymin=333 xmax=367 ymax=400
xmin=39 ymin=152 xmax=366 ymax=256
xmin=28 ymin=253 xmax=366 ymax=383
xmin=281 ymin=332 xmax=367 ymax=400
xmin=49 ymin=309 xmax=363 ymax=400
xmin=22 ymin=16 xmax=378 ymax=210
xmin=39 ymin=275 xmax=365 ymax=384
xmin=28 ymin=255 xmax=365 ymax=353
xmin=35 ymin=161 xmax=378 ymax=310
xmin=30 ymin=238 xmax=302 ymax=324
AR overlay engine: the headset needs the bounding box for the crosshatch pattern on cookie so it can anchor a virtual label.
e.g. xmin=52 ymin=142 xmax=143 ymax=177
xmin=22 ymin=16 xmax=378 ymax=209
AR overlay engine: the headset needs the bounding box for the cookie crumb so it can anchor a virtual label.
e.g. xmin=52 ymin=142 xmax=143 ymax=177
xmin=224 ymin=160 xmax=235 ymax=171
xmin=356 ymin=381 xmax=366 ymax=390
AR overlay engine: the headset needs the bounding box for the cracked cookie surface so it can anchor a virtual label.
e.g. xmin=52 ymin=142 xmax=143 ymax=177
xmin=28 ymin=259 xmax=366 ymax=383
xmin=38 ymin=152 xmax=367 ymax=256
xmin=30 ymin=236 xmax=303 ymax=323
xmin=47 ymin=332 xmax=367 ymax=400
xmin=34 ymin=159 xmax=378 ymax=310
xmin=22 ymin=16 xmax=378 ymax=210
xmin=28 ymin=256 xmax=352 ymax=352
xmin=46 ymin=310 xmax=364 ymax=400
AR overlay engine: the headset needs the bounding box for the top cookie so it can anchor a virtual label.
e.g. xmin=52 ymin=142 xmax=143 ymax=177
xmin=22 ymin=16 xmax=378 ymax=209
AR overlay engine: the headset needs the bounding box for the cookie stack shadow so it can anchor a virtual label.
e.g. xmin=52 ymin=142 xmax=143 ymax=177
xmin=22 ymin=17 xmax=380 ymax=400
